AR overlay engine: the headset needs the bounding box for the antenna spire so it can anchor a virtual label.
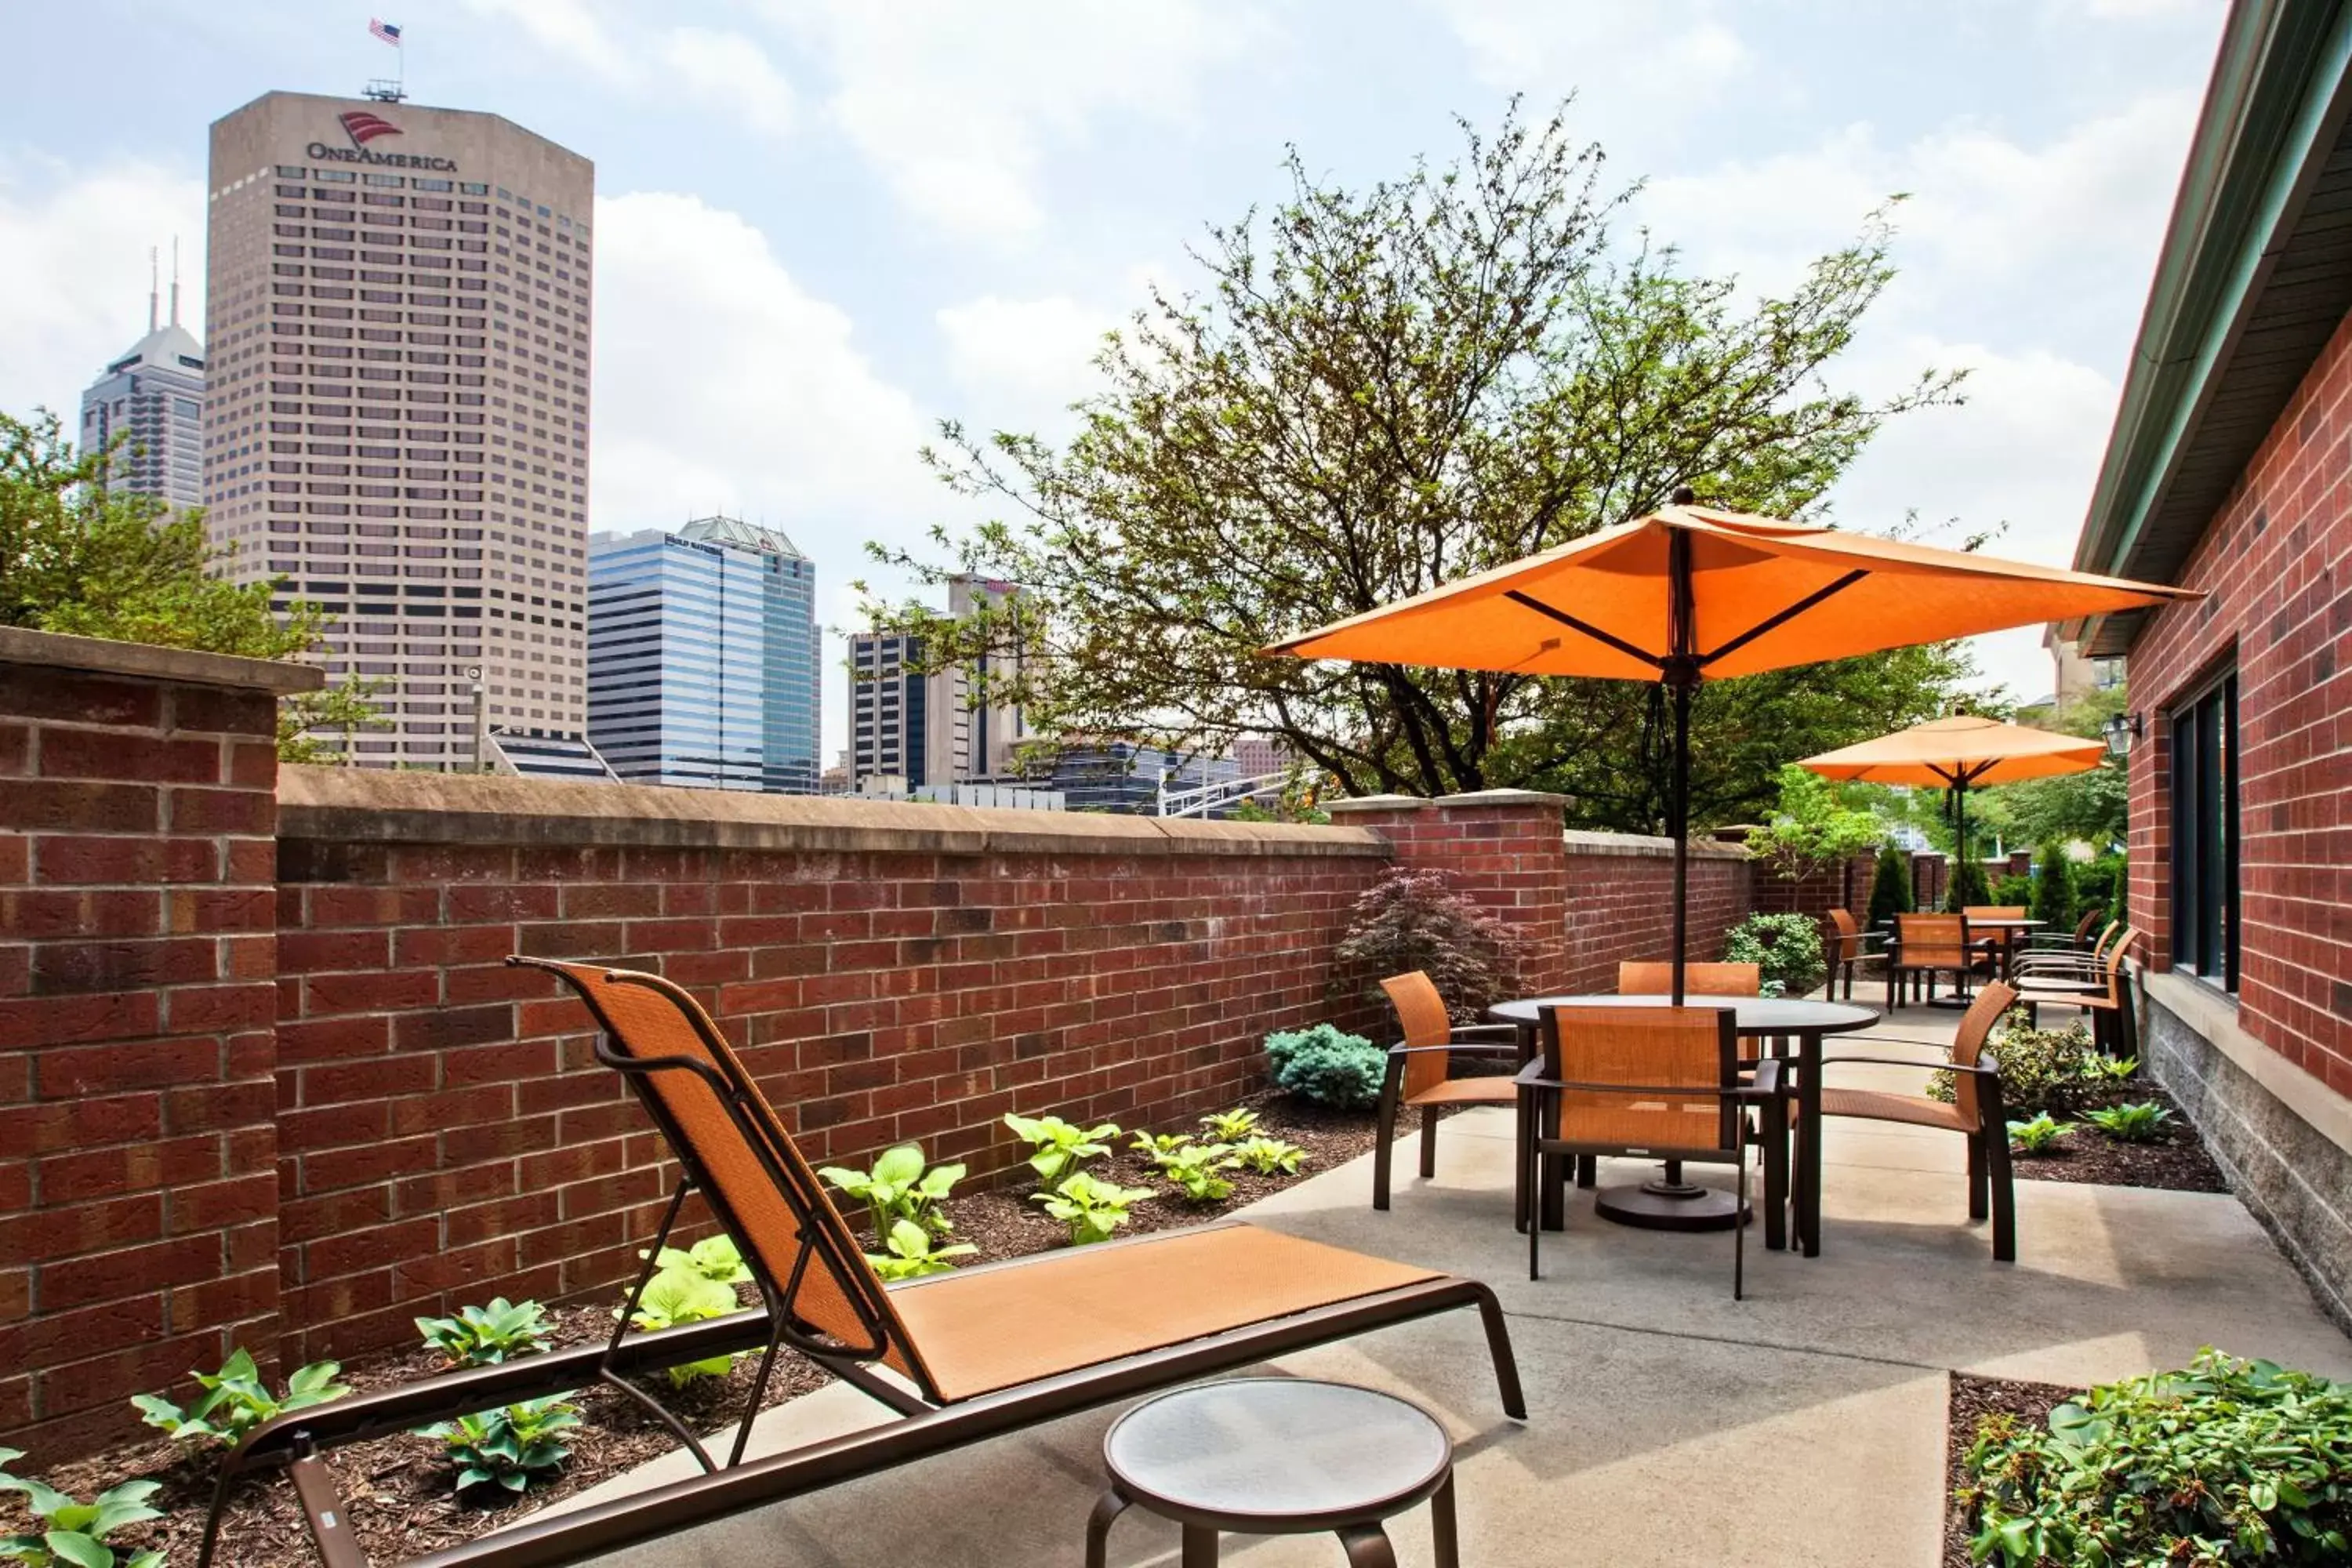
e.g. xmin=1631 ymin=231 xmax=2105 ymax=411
xmin=147 ymin=246 xmax=158 ymax=334
xmin=169 ymin=237 xmax=180 ymax=327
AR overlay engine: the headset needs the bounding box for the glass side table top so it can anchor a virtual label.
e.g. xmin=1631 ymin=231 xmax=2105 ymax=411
xmin=1102 ymin=1378 xmax=1452 ymax=1524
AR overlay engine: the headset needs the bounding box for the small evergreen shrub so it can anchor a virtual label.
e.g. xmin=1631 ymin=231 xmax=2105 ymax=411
xmin=1265 ymin=1023 xmax=1385 ymax=1110
xmin=1958 ymin=1349 xmax=2352 ymax=1565
xmin=1929 ymin=1010 xmax=2094 ymax=1118
xmin=1945 ymin=855 xmax=1992 ymax=913
xmin=1867 ymin=844 xmax=1915 ymax=933
xmin=1724 ymin=913 xmax=1827 ymax=998
xmin=2074 ymin=851 xmax=2125 ymax=928
xmin=1991 ymin=872 xmax=2034 ymax=908
xmin=2029 ymin=842 xmax=2074 ymax=929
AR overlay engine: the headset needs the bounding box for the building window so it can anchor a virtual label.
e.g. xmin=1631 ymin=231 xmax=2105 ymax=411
xmin=2169 ymin=665 xmax=2238 ymax=990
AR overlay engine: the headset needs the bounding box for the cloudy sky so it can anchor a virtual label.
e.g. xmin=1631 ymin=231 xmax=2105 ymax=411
xmin=1 ymin=0 xmax=2223 ymax=761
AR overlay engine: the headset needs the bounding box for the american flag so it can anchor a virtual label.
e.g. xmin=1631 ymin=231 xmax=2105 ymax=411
xmin=369 ymin=17 xmax=401 ymax=45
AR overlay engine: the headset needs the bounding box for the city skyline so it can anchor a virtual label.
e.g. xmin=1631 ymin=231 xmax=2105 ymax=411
xmin=78 ymin=253 xmax=206 ymax=514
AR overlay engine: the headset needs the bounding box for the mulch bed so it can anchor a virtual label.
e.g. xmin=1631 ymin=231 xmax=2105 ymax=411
xmin=1941 ymin=1371 xmax=2082 ymax=1568
xmin=2009 ymin=1080 xmax=2227 ymax=1193
xmin=3 ymin=1092 xmax=1402 ymax=1568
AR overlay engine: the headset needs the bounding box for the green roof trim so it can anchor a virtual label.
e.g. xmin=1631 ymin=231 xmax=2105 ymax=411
xmin=2070 ymin=1 xmax=2352 ymax=644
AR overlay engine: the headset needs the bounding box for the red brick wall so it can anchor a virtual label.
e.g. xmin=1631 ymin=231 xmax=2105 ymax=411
xmin=1557 ymin=831 xmax=1753 ymax=995
xmin=0 ymin=631 xmax=315 ymax=1460
xmin=269 ymin=773 xmax=1394 ymax=1365
xmin=2123 ymin=310 xmax=2352 ymax=1101
xmin=1326 ymin=791 xmax=1572 ymax=993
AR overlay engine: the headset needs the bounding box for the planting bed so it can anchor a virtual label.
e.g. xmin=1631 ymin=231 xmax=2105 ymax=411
xmin=1940 ymin=1371 xmax=2081 ymax=1568
xmin=2009 ymin=1082 xmax=2226 ymax=1193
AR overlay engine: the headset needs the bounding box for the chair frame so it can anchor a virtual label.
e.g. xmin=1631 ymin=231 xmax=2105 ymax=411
xmin=1515 ymin=1007 xmax=1780 ymax=1298
xmin=1371 ymin=971 xmax=1524 ymax=1210
xmin=2016 ymin=927 xmax=2141 ymax=1057
xmin=1824 ymin=909 xmax=1882 ymax=1001
xmin=1886 ymin=913 xmax=1993 ymax=1007
xmin=194 ymin=960 xmax=1526 ymax=1568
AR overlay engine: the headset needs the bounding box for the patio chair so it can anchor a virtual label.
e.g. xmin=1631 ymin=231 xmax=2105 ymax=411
xmin=1517 ymin=1005 xmax=1779 ymax=1298
xmin=2015 ymin=926 xmax=2142 ymax=1057
xmin=1886 ymin=914 xmax=1991 ymax=1007
xmin=1617 ymin=960 xmax=1762 ymax=996
xmin=1372 ymin=970 xmax=1524 ymax=1210
xmin=1962 ymin=905 xmax=2028 ymax=975
xmin=200 ymin=960 xmax=1525 ymax=1568
xmin=2023 ymin=908 xmax=2107 ymax=954
xmin=1825 ymin=909 xmax=1879 ymax=1000
xmin=2012 ymin=920 xmax=2122 ymax=986
xmin=1806 ymin=980 xmax=2018 ymax=1262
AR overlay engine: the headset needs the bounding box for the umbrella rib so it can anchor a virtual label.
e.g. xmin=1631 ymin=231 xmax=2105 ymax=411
xmin=1697 ymin=569 xmax=1871 ymax=669
xmin=1502 ymin=590 xmax=1664 ymax=670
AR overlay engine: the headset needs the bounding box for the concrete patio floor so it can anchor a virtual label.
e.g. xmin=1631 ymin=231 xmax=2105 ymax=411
xmin=548 ymin=1002 xmax=2352 ymax=1567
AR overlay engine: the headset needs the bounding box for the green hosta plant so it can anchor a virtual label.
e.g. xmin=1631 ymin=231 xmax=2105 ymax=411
xmin=419 ymin=1397 xmax=580 ymax=1496
xmin=2085 ymin=1102 xmax=2174 ymax=1143
xmin=1154 ymin=1142 xmax=1239 ymax=1203
xmin=0 ymin=1449 xmax=165 ymax=1568
xmin=818 ymin=1143 xmax=964 ymax=1240
xmin=2082 ymin=1054 xmax=2141 ymax=1083
xmin=1033 ymin=1173 xmax=1155 ymax=1246
xmin=2005 ymin=1114 xmax=2074 ymax=1155
xmin=416 ymin=1297 xmax=554 ymax=1369
xmin=642 ymin=1234 xmax=752 ymax=1285
xmin=132 ymin=1348 xmax=350 ymax=1446
xmin=1232 ymin=1136 xmax=1308 ymax=1176
xmin=1960 ymin=1349 xmax=2352 ymax=1565
xmin=622 ymin=1267 xmax=740 ymax=1387
xmin=1198 ymin=1108 xmax=1260 ymax=1142
xmin=1003 ymin=1113 xmax=1121 ymax=1185
xmin=1129 ymin=1129 xmax=1195 ymax=1160
xmin=865 ymin=1218 xmax=978 ymax=1282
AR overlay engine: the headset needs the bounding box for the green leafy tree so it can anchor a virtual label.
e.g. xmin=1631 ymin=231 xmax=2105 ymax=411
xmin=2029 ymin=842 xmax=2074 ymax=930
xmin=2002 ymin=687 xmax=2129 ymax=852
xmin=859 ymin=100 xmax=1966 ymax=819
xmin=1742 ymin=764 xmax=1885 ymax=884
xmin=1866 ymin=843 xmax=1914 ymax=933
xmin=2 ymin=408 xmax=381 ymax=760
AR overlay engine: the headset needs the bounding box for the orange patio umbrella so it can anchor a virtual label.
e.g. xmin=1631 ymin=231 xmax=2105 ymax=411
xmin=1798 ymin=714 xmax=2104 ymax=898
xmin=1263 ymin=492 xmax=2197 ymax=1001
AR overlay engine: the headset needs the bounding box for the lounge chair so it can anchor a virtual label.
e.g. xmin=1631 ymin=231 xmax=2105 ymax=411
xmin=1370 ymin=970 xmax=1523 ymax=1210
xmin=196 ymin=959 xmax=1524 ymax=1568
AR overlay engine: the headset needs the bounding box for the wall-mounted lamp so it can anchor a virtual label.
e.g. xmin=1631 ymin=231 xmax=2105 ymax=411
xmin=2103 ymin=710 xmax=2143 ymax=757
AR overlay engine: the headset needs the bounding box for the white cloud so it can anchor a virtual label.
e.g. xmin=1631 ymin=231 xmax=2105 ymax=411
xmin=0 ymin=155 xmax=205 ymax=422
xmin=660 ymin=28 xmax=798 ymax=140
xmin=461 ymin=3 xmax=797 ymax=141
xmin=459 ymin=0 xmax=635 ymax=81
xmin=766 ymin=0 xmax=1269 ymax=238
xmin=1428 ymin=1 xmax=1751 ymax=107
xmin=935 ymin=292 xmax=1120 ymax=436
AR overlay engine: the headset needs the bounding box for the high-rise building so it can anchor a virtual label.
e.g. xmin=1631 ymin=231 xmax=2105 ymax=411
xmin=847 ymin=574 xmax=1029 ymax=787
xmin=202 ymin=90 xmax=593 ymax=768
xmin=586 ymin=517 xmax=820 ymax=792
xmin=79 ymin=256 xmax=205 ymax=513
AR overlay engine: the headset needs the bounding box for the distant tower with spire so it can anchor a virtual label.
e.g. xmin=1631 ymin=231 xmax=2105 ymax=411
xmin=78 ymin=239 xmax=207 ymax=512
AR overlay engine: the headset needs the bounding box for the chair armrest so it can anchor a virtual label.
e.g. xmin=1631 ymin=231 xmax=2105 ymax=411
xmin=1448 ymin=1023 xmax=1523 ymax=1043
xmin=1816 ymin=1053 xmax=1999 ymax=1076
xmin=1388 ymin=1041 xmax=1520 ymax=1058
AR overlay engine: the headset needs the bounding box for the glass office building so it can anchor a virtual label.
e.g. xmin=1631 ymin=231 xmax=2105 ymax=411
xmin=586 ymin=516 xmax=820 ymax=792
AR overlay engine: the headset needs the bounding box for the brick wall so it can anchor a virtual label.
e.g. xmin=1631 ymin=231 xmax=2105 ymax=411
xmin=2125 ymin=310 xmax=2352 ymax=1102
xmin=1556 ymin=830 xmax=1753 ymax=996
xmin=1324 ymin=791 xmax=1573 ymax=993
xmin=0 ymin=630 xmax=318 ymax=1459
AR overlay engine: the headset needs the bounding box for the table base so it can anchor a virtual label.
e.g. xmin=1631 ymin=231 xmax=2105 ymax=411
xmin=1595 ymin=1183 xmax=1748 ymax=1232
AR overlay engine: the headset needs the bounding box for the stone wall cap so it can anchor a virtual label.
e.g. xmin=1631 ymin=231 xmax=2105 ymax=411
xmin=1325 ymin=794 xmax=1431 ymax=813
xmin=278 ymin=767 xmax=1392 ymax=859
xmin=1436 ymin=789 xmax=1572 ymax=809
xmin=1561 ymin=828 xmax=1751 ymax=861
xmin=0 ymin=625 xmax=324 ymax=695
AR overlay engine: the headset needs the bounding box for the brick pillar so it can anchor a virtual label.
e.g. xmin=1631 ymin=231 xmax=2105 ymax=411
xmin=1328 ymin=789 xmax=1571 ymax=993
xmin=0 ymin=629 xmax=318 ymax=1460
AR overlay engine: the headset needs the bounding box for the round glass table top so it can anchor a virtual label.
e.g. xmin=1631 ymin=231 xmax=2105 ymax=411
xmin=1102 ymin=1378 xmax=1450 ymax=1522
xmin=1487 ymin=993 xmax=1878 ymax=1034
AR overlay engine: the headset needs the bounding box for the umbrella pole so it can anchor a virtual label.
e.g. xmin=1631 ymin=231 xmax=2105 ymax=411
xmin=1669 ymin=677 xmax=1691 ymax=1007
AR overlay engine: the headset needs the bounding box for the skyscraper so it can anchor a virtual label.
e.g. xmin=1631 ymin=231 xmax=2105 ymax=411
xmin=848 ymin=630 xmax=927 ymax=786
xmin=586 ymin=517 xmax=821 ymax=792
xmin=202 ymin=90 xmax=593 ymax=768
xmin=848 ymin=575 xmax=1026 ymax=786
xmin=79 ymin=254 xmax=205 ymax=512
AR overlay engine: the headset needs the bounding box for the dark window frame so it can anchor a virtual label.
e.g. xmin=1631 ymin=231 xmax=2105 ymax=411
xmin=2167 ymin=660 xmax=2240 ymax=992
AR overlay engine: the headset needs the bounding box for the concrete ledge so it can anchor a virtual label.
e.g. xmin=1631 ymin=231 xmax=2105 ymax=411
xmin=1563 ymin=828 xmax=1751 ymax=862
xmin=0 ymin=624 xmax=324 ymax=694
xmin=2146 ymin=971 xmax=2352 ymax=1156
xmin=277 ymin=767 xmax=1392 ymax=859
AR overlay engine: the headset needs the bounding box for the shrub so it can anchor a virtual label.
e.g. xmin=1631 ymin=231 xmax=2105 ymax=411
xmin=2085 ymin=1102 xmax=2173 ymax=1143
xmin=1945 ymin=855 xmax=1991 ymax=913
xmin=133 ymin=1348 xmax=350 ymax=1446
xmin=1153 ymin=1142 xmax=1239 ymax=1203
xmin=1198 ymin=1108 xmax=1260 ymax=1141
xmin=1929 ymin=1009 xmax=2094 ymax=1119
xmin=622 ymin=1266 xmax=740 ymax=1387
xmin=1867 ymin=843 xmax=1914 ymax=933
xmin=818 ymin=1142 xmax=965 ymax=1240
xmin=1958 ymin=1349 xmax=2352 ymax=1565
xmin=419 ymin=1397 xmax=580 ymax=1497
xmin=865 ymin=1218 xmax=976 ymax=1281
xmin=643 ymin=1235 xmax=753 ymax=1285
xmin=1265 ymin=1023 xmax=1385 ymax=1110
xmin=1330 ymin=867 xmax=1521 ymax=1022
xmin=1724 ymin=913 xmax=1827 ymax=998
xmin=1232 ymin=1136 xmax=1308 ymax=1175
xmin=1000 ymin=1113 xmax=1120 ymax=1185
xmin=1991 ymin=871 xmax=2034 ymax=907
xmin=0 ymin=1448 xmax=165 ymax=1568
xmin=1033 ymin=1173 xmax=1155 ymax=1245
xmin=2029 ymin=842 xmax=2074 ymax=929
xmin=416 ymin=1297 xmax=554 ymax=1370
xmin=2074 ymin=851 xmax=2125 ymax=928
xmin=2005 ymin=1113 xmax=2074 ymax=1154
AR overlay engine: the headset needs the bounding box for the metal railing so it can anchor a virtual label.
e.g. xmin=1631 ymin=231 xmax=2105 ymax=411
xmin=1154 ymin=770 xmax=1290 ymax=818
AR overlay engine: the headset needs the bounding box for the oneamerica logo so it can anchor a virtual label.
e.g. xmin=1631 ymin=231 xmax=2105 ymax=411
xmin=303 ymin=111 xmax=458 ymax=171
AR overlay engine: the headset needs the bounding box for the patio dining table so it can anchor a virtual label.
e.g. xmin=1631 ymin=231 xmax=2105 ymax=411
xmin=1486 ymin=993 xmax=1881 ymax=1257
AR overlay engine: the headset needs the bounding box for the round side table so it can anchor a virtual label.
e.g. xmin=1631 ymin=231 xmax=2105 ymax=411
xmin=1086 ymin=1377 xmax=1457 ymax=1567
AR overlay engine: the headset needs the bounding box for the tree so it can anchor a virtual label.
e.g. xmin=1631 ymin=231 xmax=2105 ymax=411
xmin=1 ymin=408 xmax=380 ymax=759
xmin=1945 ymin=855 xmax=1991 ymax=913
xmin=1737 ymin=764 xmax=1885 ymax=884
xmin=1866 ymin=843 xmax=1913 ymax=933
xmin=2002 ymin=687 xmax=2129 ymax=851
xmin=2031 ymin=841 xmax=2074 ymax=930
xmin=861 ymin=100 xmax=1968 ymax=824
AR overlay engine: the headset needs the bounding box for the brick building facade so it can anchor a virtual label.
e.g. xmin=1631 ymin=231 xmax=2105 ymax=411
xmin=2065 ymin=0 xmax=2352 ymax=1328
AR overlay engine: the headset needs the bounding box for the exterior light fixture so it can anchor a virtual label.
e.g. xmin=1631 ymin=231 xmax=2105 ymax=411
xmin=2103 ymin=710 xmax=2143 ymax=756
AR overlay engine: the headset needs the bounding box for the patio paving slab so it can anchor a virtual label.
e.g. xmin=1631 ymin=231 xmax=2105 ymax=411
xmin=539 ymin=1004 xmax=2350 ymax=1566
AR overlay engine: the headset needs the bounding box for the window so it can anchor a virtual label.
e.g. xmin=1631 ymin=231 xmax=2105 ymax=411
xmin=2169 ymin=665 xmax=2239 ymax=989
